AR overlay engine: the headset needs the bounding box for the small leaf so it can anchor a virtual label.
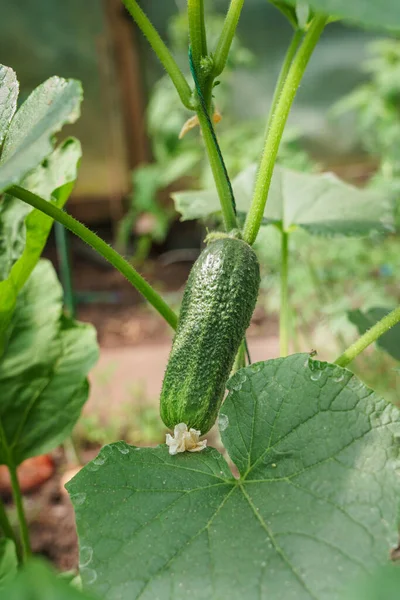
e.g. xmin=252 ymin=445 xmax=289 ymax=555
xmin=348 ymin=307 xmax=400 ymax=362
xmin=68 ymin=354 xmax=400 ymax=599
xmin=1 ymin=560 xmax=97 ymax=599
xmin=279 ymin=0 xmax=400 ymax=31
xmin=0 ymin=260 xmax=98 ymax=466
xmin=269 ymin=1 xmax=298 ymax=28
xmin=0 ymin=76 xmax=82 ymax=193
xmin=0 ymin=539 xmax=18 ymax=589
xmin=296 ymin=1 xmax=310 ymax=29
xmin=0 ymin=138 xmax=81 ymax=348
xmin=173 ymin=163 xmax=394 ymax=236
xmin=0 ymin=65 xmax=19 ymax=148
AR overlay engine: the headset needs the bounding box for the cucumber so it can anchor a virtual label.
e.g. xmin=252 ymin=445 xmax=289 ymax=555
xmin=160 ymin=237 xmax=260 ymax=435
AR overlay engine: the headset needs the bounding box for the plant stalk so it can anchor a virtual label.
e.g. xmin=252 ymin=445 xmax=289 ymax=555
xmin=9 ymin=186 xmax=178 ymax=331
xmin=243 ymin=15 xmax=327 ymax=246
xmin=122 ymin=0 xmax=193 ymax=109
xmin=196 ymin=111 xmax=237 ymax=231
xmin=264 ymin=28 xmax=304 ymax=136
xmin=8 ymin=463 xmax=30 ymax=562
xmin=280 ymin=230 xmax=290 ymax=356
xmin=0 ymin=498 xmax=20 ymax=561
xmin=188 ymin=0 xmax=207 ymax=69
xmin=213 ymin=0 xmax=245 ymax=77
xmin=335 ymin=306 xmax=400 ymax=368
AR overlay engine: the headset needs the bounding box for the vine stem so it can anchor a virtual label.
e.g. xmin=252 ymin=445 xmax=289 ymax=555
xmin=122 ymin=0 xmax=193 ymax=109
xmin=264 ymin=28 xmax=304 ymax=136
xmin=9 ymin=462 xmax=31 ymax=562
xmin=243 ymin=15 xmax=327 ymax=246
xmin=8 ymin=186 xmax=178 ymax=331
xmin=188 ymin=0 xmax=207 ymax=69
xmin=196 ymin=111 xmax=237 ymax=231
xmin=213 ymin=0 xmax=245 ymax=77
xmin=280 ymin=230 xmax=290 ymax=356
xmin=335 ymin=306 xmax=400 ymax=368
xmin=0 ymin=498 xmax=20 ymax=561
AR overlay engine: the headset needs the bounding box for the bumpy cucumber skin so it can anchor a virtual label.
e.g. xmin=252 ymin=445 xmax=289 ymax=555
xmin=160 ymin=237 xmax=260 ymax=435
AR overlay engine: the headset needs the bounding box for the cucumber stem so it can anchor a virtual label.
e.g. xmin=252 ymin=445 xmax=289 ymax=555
xmin=188 ymin=0 xmax=208 ymax=69
xmin=122 ymin=0 xmax=193 ymax=109
xmin=9 ymin=462 xmax=31 ymax=563
xmin=8 ymin=185 xmax=178 ymax=331
xmin=213 ymin=0 xmax=245 ymax=77
xmin=335 ymin=306 xmax=400 ymax=367
xmin=243 ymin=15 xmax=327 ymax=246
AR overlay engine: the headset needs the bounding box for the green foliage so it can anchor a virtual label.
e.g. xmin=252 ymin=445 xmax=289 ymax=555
xmin=334 ymin=39 xmax=400 ymax=222
xmin=68 ymin=354 xmax=400 ymax=599
xmin=0 ymin=74 xmax=82 ymax=194
xmin=344 ymin=565 xmax=400 ymax=600
xmin=0 ymin=260 xmax=98 ymax=466
xmin=0 ymin=560 xmax=96 ymax=599
xmin=0 ymin=66 xmax=18 ymax=148
xmin=0 ymin=539 xmax=18 ymax=589
xmin=274 ymin=0 xmax=400 ymax=30
xmin=0 ymin=138 xmax=81 ymax=347
xmin=173 ymin=162 xmax=394 ymax=236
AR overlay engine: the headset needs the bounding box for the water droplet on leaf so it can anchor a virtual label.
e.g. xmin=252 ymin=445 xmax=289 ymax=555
xmin=218 ymin=413 xmax=229 ymax=431
xmin=79 ymin=546 xmax=93 ymax=568
xmin=73 ymin=493 xmax=86 ymax=506
xmin=81 ymin=567 xmax=97 ymax=585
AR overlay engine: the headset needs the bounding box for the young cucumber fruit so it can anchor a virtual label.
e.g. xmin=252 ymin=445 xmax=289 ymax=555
xmin=160 ymin=237 xmax=260 ymax=435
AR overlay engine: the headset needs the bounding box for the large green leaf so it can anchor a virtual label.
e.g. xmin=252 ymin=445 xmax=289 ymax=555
xmin=0 ymin=560 xmax=97 ymax=600
xmin=348 ymin=307 xmax=400 ymax=361
xmin=344 ymin=565 xmax=400 ymax=600
xmin=276 ymin=0 xmax=400 ymax=32
xmin=0 ymin=260 xmax=98 ymax=466
xmin=0 ymin=76 xmax=82 ymax=193
xmin=67 ymin=354 xmax=400 ymax=599
xmin=0 ymin=138 xmax=81 ymax=348
xmin=0 ymin=65 xmax=18 ymax=148
xmin=173 ymin=164 xmax=394 ymax=236
xmin=0 ymin=539 xmax=17 ymax=589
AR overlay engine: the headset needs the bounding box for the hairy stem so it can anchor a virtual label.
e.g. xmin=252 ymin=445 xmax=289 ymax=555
xmin=243 ymin=15 xmax=327 ymax=245
xmin=196 ymin=111 xmax=237 ymax=231
xmin=335 ymin=306 xmax=400 ymax=368
xmin=9 ymin=463 xmax=30 ymax=562
xmin=122 ymin=0 xmax=193 ymax=109
xmin=188 ymin=0 xmax=207 ymax=69
xmin=9 ymin=186 xmax=178 ymax=331
xmin=280 ymin=230 xmax=290 ymax=356
xmin=213 ymin=0 xmax=245 ymax=77
xmin=264 ymin=28 xmax=304 ymax=136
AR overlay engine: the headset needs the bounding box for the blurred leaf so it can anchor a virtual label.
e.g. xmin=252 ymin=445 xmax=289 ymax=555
xmin=0 ymin=65 xmax=18 ymax=149
xmin=0 ymin=138 xmax=81 ymax=349
xmin=269 ymin=1 xmax=298 ymax=28
xmin=0 ymin=76 xmax=82 ymax=193
xmin=0 ymin=260 xmax=98 ymax=466
xmin=1 ymin=560 xmax=96 ymax=599
xmin=348 ymin=307 xmax=400 ymax=361
xmin=173 ymin=163 xmax=394 ymax=236
xmin=0 ymin=539 xmax=17 ymax=589
xmin=281 ymin=0 xmax=400 ymax=31
xmin=68 ymin=354 xmax=400 ymax=599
